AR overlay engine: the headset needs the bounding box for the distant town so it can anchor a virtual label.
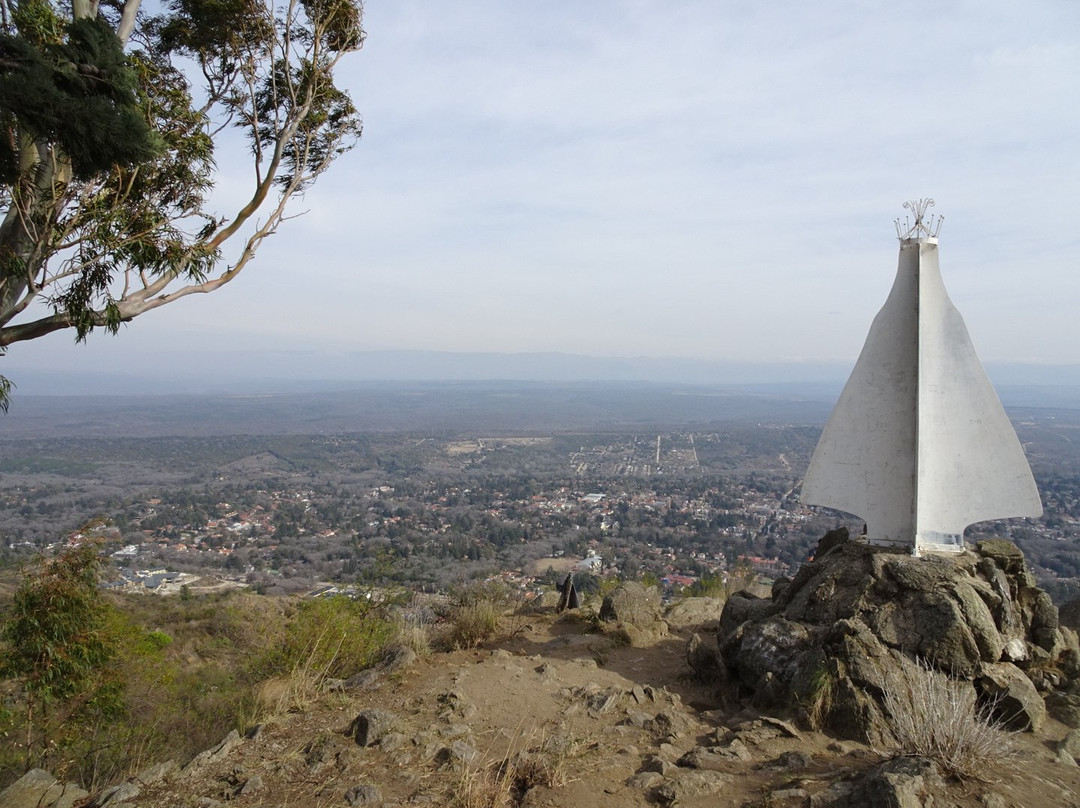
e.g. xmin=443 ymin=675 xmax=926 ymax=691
xmin=2 ymin=387 xmax=1079 ymax=602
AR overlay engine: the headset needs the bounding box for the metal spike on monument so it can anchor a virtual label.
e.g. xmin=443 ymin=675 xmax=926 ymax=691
xmin=800 ymin=199 xmax=1042 ymax=555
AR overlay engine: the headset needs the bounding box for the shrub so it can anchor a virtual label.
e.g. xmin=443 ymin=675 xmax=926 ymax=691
xmin=443 ymin=599 xmax=503 ymax=650
xmin=394 ymin=612 xmax=432 ymax=658
xmin=436 ymin=581 xmax=513 ymax=650
xmin=0 ymin=542 xmax=122 ymax=779
xmin=880 ymin=657 xmax=1018 ymax=779
xmin=255 ymin=595 xmax=396 ymax=682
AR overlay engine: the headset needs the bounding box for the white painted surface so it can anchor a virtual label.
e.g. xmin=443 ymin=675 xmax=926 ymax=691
xmin=801 ymin=237 xmax=1041 ymax=552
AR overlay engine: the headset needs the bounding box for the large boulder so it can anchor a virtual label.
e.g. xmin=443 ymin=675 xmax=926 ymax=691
xmin=599 ymin=581 xmax=668 ymax=646
xmin=665 ymin=596 xmax=727 ymax=629
xmin=708 ymin=531 xmax=1078 ymax=742
xmin=0 ymin=770 xmax=88 ymax=808
xmin=600 ymin=581 xmax=662 ymax=625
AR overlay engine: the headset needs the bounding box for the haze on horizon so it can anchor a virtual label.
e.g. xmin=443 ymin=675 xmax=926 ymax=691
xmin=5 ymin=0 xmax=1079 ymax=396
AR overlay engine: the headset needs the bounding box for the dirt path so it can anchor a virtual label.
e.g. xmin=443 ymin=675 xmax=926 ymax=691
xmin=133 ymin=610 xmax=1080 ymax=808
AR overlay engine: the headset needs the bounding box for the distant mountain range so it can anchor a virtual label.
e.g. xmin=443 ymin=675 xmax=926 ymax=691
xmin=6 ymin=348 xmax=1080 ymax=403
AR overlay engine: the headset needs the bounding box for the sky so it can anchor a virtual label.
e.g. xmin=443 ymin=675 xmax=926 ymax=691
xmin=6 ymin=0 xmax=1080 ymax=391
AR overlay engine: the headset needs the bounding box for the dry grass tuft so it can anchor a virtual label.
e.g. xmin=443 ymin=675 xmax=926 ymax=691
xmin=441 ymin=599 xmax=502 ymax=650
xmin=803 ymin=663 xmax=835 ymax=731
xmin=394 ymin=613 xmax=432 ymax=658
xmin=880 ymin=657 xmax=1019 ymax=780
xmin=435 ymin=582 xmax=515 ymax=650
xmin=449 ymin=729 xmax=585 ymax=808
xmin=256 ymin=626 xmax=343 ymax=717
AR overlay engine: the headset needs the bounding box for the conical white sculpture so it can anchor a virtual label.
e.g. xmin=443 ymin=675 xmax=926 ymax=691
xmin=801 ymin=200 xmax=1042 ymax=554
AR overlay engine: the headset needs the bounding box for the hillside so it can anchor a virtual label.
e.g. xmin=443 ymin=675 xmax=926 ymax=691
xmin=12 ymin=597 xmax=1080 ymax=808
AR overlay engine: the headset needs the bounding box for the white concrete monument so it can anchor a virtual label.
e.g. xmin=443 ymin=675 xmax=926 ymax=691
xmin=801 ymin=199 xmax=1042 ymax=555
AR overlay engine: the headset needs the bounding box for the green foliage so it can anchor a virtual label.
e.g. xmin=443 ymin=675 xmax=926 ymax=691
xmin=0 ymin=541 xmax=123 ymax=774
xmin=255 ymin=595 xmax=395 ymax=680
xmin=137 ymin=629 xmax=174 ymax=654
xmin=0 ymin=374 xmax=12 ymax=413
xmin=686 ymin=573 xmax=725 ymax=598
xmin=1 ymin=0 xmax=365 ymax=393
xmin=583 ymin=573 xmax=617 ymax=607
xmin=0 ymin=16 xmax=163 ymax=182
xmin=2 ymin=543 xmax=113 ymax=705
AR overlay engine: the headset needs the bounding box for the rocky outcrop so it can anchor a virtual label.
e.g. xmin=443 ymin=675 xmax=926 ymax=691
xmin=664 ymin=596 xmax=726 ymax=629
xmin=599 ymin=581 xmax=669 ymax=646
xmin=0 ymin=769 xmax=87 ymax=808
xmin=811 ymin=756 xmax=945 ymax=808
xmin=698 ymin=530 xmax=1080 ymax=742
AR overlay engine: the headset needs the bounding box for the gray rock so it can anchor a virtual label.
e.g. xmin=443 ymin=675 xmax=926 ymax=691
xmin=734 ymin=717 xmax=802 ymax=745
xmin=586 ymin=687 xmax=623 ymax=715
xmin=665 ymin=597 xmax=726 ymax=628
xmin=379 ymin=732 xmax=408 ymax=752
xmin=349 ymin=709 xmax=400 ymax=747
xmin=717 ymin=534 xmax=1074 ymax=743
xmin=813 ymin=756 xmax=943 ymax=808
xmin=382 ymin=645 xmax=418 ymax=673
xmin=344 ymin=784 xmax=383 ymax=806
xmin=718 ymin=592 xmax=779 ymax=638
xmin=976 ymin=662 xmax=1046 ymax=731
xmin=1046 ymin=689 xmax=1080 ymax=727
xmin=181 ymin=729 xmax=243 ymax=774
xmin=639 ymin=755 xmax=678 ymax=775
xmin=654 ymin=770 xmax=730 ymax=806
xmin=649 ymin=708 xmax=699 ymax=738
xmin=769 ymin=787 xmax=810 ymax=806
xmin=623 ymin=710 xmax=653 ymax=728
xmin=304 ymin=734 xmax=351 ymax=772
xmin=1056 ymin=727 xmax=1080 ymax=759
xmin=976 ymin=538 xmax=1026 ymax=571
xmin=238 ymin=775 xmax=264 ymax=795
xmin=686 ymin=632 xmax=727 ymax=684
xmin=0 ymin=770 xmax=58 ymax=808
xmin=1059 ymin=596 xmax=1080 ymax=633
xmin=626 ymin=771 xmax=664 ymax=790
xmin=1055 ymin=748 xmax=1079 ymax=767
xmin=94 ymin=781 xmax=141 ymax=807
xmin=677 ymin=742 xmax=751 ymax=768
xmin=51 ymin=783 xmax=90 ymax=808
xmin=600 ymin=581 xmax=662 ymax=625
xmin=735 ymin=617 xmax=813 ymax=688
xmin=953 ymin=581 xmax=1006 ymax=662
xmin=344 ymin=670 xmax=382 ymax=690
xmin=434 ymin=739 xmax=480 ymax=768
xmin=134 ymin=760 xmax=176 ymax=785
xmin=1001 ymin=637 xmax=1028 ymax=662
xmin=763 ymin=750 xmax=813 ymax=770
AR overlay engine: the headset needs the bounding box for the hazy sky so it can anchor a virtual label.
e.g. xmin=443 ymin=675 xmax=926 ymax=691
xmin=8 ymin=0 xmax=1080 ymax=386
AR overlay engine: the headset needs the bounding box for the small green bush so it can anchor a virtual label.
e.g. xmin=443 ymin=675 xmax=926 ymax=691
xmin=256 ymin=595 xmax=396 ymax=680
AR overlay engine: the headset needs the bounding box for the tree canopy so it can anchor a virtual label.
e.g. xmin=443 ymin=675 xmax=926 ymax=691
xmin=0 ymin=0 xmax=365 ymax=408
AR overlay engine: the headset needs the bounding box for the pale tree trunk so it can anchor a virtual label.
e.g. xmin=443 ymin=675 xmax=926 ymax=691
xmin=0 ymin=142 xmax=70 ymax=331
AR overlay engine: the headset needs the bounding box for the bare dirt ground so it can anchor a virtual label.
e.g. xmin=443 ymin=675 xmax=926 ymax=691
xmin=134 ymin=610 xmax=1080 ymax=808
